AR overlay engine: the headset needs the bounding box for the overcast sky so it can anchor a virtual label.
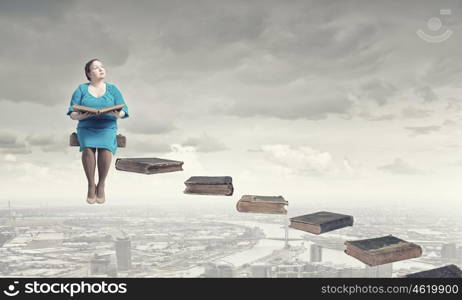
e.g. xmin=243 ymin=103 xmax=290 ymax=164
xmin=1 ymin=0 xmax=462 ymax=213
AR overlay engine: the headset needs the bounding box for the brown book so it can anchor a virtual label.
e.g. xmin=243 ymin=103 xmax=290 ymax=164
xmin=184 ymin=176 xmax=233 ymax=196
xmin=72 ymin=104 xmax=124 ymax=115
xmin=404 ymin=264 xmax=462 ymax=278
xmin=289 ymin=211 xmax=354 ymax=234
xmin=69 ymin=132 xmax=126 ymax=147
xmin=236 ymin=195 xmax=288 ymax=214
xmin=115 ymin=158 xmax=184 ymax=174
xmin=344 ymin=235 xmax=422 ymax=266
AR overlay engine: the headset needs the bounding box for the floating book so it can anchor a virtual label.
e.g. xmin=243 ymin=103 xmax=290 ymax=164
xmin=405 ymin=264 xmax=462 ymax=278
xmin=184 ymin=176 xmax=233 ymax=196
xmin=289 ymin=211 xmax=354 ymax=234
xmin=344 ymin=235 xmax=422 ymax=266
xmin=115 ymin=158 xmax=184 ymax=174
xmin=236 ymin=195 xmax=288 ymax=214
xmin=70 ymin=132 xmax=126 ymax=147
xmin=72 ymin=104 xmax=124 ymax=115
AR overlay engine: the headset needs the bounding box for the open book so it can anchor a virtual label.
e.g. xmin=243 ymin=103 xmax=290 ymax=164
xmin=72 ymin=104 xmax=124 ymax=115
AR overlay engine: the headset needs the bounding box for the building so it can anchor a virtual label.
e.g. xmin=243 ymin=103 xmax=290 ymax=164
xmin=202 ymin=263 xmax=219 ymax=278
xmin=310 ymin=244 xmax=322 ymax=263
xmin=26 ymin=232 xmax=64 ymax=249
xmin=90 ymin=254 xmax=111 ymax=276
xmin=364 ymin=263 xmax=393 ymax=278
xmin=115 ymin=237 xmax=131 ymax=271
xmin=201 ymin=263 xmax=235 ymax=278
xmin=217 ymin=264 xmax=234 ymax=278
xmin=441 ymin=243 xmax=458 ymax=260
xmin=337 ymin=268 xmax=365 ymax=278
xmin=250 ymin=264 xmax=272 ymax=278
xmin=275 ymin=264 xmax=302 ymax=278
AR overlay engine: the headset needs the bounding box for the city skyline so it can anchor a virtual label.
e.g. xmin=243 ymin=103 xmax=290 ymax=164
xmin=1 ymin=203 xmax=461 ymax=277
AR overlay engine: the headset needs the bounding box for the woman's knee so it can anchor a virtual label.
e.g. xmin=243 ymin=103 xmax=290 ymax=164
xmin=83 ymin=147 xmax=96 ymax=154
xmin=97 ymin=148 xmax=112 ymax=155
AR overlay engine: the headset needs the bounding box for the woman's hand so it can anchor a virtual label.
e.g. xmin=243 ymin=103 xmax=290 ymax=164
xmin=108 ymin=110 xmax=124 ymax=118
xmin=79 ymin=112 xmax=95 ymax=120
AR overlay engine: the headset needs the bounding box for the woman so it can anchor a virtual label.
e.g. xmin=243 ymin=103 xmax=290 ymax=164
xmin=67 ymin=59 xmax=129 ymax=204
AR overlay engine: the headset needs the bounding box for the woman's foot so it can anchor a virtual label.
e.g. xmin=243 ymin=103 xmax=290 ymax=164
xmin=96 ymin=182 xmax=105 ymax=204
xmin=87 ymin=184 xmax=97 ymax=204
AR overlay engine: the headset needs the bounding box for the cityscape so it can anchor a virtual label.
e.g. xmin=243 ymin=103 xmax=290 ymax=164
xmin=0 ymin=201 xmax=461 ymax=278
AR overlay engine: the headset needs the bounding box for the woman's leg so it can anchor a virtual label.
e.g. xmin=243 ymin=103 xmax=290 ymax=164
xmin=82 ymin=147 xmax=97 ymax=198
xmin=96 ymin=148 xmax=112 ymax=200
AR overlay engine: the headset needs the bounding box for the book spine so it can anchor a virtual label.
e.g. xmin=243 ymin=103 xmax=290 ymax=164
xmin=236 ymin=201 xmax=287 ymax=214
xmin=345 ymin=244 xmax=422 ymax=266
xmin=184 ymin=184 xmax=233 ymax=196
xmin=289 ymin=221 xmax=321 ymax=234
xmin=319 ymin=216 xmax=354 ymax=233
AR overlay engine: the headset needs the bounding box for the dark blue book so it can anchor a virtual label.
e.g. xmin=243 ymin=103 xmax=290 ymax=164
xmin=289 ymin=211 xmax=354 ymax=234
xmin=405 ymin=264 xmax=462 ymax=278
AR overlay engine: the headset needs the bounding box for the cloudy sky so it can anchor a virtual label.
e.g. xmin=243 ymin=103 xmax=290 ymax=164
xmin=1 ymin=0 xmax=462 ymax=212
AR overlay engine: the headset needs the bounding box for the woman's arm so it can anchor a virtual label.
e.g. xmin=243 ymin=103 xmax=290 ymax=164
xmin=70 ymin=111 xmax=93 ymax=120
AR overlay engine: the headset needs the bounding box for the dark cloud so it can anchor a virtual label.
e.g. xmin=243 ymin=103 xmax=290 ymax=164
xmin=359 ymin=112 xmax=395 ymax=121
xmin=123 ymin=136 xmax=171 ymax=155
xmin=0 ymin=131 xmax=17 ymax=146
xmin=125 ymin=120 xmax=176 ymax=135
xmin=0 ymin=148 xmax=32 ymax=155
xmin=0 ymin=130 xmax=31 ymax=154
xmin=247 ymin=148 xmax=263 ymax=152
xmin=1 ymin=0 xmax=462 ymax=124
xmin=359 ymin=80 xmax=396 ymax=106
xmin=26 ymin=134 xmax=56 ymax=146
xmin=414 ymin=86 xmax=438 ymax=103
xmin=404 ymin=125 xmax=441 ymax=135
xmin=0 ymin=0 xmax=75 ymax=18
xmin=25 ymin=133 xmax=68 ymax=153
xmin=446 ymin=102 xmax=462 ymax=112
xmin=0 ymin=0 xmax=129 ymax=105
xmin=378 ymin=158 xmax=423 ymax=175
xmin=41 ymin=145 xmax=68 ymax=153
xmin=401 ymin=107 xmax=432 ymax=119
xmin=218 ymin=87 xmax=353 ymax=120
xmin=442 ymin=119 xmax=458 ymax=127
xmin=182 ymin=133 xmax=228 ymax=152
xmin=422 ymin=56 xmax=462 ymax=88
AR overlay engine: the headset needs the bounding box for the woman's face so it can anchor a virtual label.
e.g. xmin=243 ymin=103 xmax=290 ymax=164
xmin=88 ymin=60 xmax=106 ymax=81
